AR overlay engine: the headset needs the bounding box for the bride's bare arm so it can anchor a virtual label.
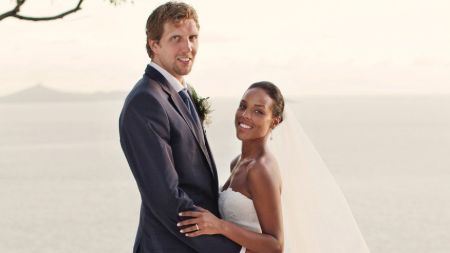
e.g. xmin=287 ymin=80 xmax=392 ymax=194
xmin=178 ymin=162 xmax=284 ymax=253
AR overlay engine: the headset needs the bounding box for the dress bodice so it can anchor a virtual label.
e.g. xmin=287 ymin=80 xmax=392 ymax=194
xmin=218 ymin=188 xmax=262 ymax=233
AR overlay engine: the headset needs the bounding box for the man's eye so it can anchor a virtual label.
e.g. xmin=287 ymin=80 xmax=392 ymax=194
xmin=189 ymin=35 xmax=198 ymax=41
xmin=171 ymin=36 xmax=180 ymax=42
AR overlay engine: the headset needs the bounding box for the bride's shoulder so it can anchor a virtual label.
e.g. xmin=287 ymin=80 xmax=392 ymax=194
xmin=246 ymin=155 xmax=282 ymax=192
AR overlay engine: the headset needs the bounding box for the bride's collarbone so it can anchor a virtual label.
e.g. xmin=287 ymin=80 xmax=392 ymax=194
xmin=228 ymin=162 xmax=253 ymax=199
xmin=232 ymin=158 xmax=255 ymax=174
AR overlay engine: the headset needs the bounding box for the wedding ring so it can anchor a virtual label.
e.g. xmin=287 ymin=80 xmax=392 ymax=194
xmin=195 ymin=224 xmax=200 ymax=231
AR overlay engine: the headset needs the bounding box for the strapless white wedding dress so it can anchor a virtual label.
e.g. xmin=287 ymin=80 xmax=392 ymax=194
xmin=218 ymin=188 xmax=293 ymax=252
xmin=218 ymin=188 xmax=261 ymax=233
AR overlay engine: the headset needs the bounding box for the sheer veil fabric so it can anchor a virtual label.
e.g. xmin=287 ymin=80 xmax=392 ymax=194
xmin=269 ymin=105 xmax=371 ymax=253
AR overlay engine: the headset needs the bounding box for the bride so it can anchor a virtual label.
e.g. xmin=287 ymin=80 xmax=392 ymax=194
xmin=178 ymin=81 xmax=370 ymax=253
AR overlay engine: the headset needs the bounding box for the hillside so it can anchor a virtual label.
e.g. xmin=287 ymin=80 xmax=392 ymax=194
xmin=0 ymin=84 xmax=126 ymax=103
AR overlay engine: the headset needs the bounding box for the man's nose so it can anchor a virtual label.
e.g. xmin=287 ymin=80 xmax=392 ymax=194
xmin=180 ymin=38 xmax=193 ymax=52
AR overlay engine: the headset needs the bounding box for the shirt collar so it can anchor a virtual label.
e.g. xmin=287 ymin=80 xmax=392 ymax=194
xmin=149 ymin=62 xmax=187 ymax=93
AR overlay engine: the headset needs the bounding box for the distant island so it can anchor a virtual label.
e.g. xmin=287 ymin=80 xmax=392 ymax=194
xmin=0 ymin=84 xmax=127 ymax=103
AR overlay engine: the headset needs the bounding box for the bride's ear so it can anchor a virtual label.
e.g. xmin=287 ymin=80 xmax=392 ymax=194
xmin=271 ymin=117 xmax=281 ymax=129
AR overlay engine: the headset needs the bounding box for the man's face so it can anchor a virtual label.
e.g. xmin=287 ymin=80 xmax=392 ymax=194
xmin=149 ymin=19 xmax=199 ymax=82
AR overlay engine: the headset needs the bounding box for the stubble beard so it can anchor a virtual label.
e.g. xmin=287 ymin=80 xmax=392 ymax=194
xmin=174 ymin=60 xmax=194 ymax=77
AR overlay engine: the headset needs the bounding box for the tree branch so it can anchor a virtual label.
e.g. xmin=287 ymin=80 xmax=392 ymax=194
xmin=0 ymin=0 xmax=84 ymax=22
xmin=0 ymin=0 xmax=26 ymax=21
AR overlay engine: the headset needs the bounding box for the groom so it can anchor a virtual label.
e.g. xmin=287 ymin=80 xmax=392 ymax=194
xmin=119 ymin=2 xmax=242 ymax=253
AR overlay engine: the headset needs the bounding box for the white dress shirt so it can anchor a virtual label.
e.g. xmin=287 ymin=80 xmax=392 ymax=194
xmin=149 ymin=61 xmax=186 ymax=92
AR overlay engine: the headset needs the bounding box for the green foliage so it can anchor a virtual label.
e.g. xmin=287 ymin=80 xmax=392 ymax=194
xmin=189 ymin=86 xmax=213 ymax=125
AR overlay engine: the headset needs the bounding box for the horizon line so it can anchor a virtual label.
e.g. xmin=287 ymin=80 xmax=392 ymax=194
xmin=1 ymin=84 xmax=450 ymax=98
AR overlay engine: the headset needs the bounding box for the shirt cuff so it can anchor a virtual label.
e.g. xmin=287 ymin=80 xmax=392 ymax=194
xmin=240 ymin=247 xmax=246 ymax=253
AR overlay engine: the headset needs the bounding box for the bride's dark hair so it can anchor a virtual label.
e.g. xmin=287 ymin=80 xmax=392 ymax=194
xmin=248 ymin=81 xmax=285 ymax=124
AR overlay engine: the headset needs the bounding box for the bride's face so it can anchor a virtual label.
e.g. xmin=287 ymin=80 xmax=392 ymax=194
xmin=235 ymin=88 xmax=275 ymax=141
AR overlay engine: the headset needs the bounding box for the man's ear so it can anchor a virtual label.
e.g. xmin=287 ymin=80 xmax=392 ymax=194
xmin=148 ymin=39 xmax=159 ymax=53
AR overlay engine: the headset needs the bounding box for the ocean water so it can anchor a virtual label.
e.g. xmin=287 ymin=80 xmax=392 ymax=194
xmin=0 ymin=96 xmax=449 ymax=253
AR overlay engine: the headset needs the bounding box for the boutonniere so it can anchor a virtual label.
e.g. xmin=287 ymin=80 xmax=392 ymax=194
xmin=188 ymin=86 xmax=212 ymax=126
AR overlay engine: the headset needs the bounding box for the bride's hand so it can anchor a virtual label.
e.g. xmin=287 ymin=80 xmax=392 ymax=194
xmin=178 ymin=206 xmax=224 ymax=237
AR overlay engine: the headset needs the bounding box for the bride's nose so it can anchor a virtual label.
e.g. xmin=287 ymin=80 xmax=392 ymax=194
xmin=241 ymin=109 xmax=251 ymax=119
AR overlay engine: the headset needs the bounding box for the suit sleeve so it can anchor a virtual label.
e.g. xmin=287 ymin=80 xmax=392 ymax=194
xmin=120 ymin=93 xmax=241 ymax=253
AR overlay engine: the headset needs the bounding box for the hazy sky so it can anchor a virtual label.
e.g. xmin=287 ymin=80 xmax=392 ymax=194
xmin=1 ymin=0 xmax=449 ymax=97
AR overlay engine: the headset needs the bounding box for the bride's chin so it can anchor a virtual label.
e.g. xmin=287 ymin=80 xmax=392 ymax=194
xmin=236 ymin=131 xmax=249 ymax=141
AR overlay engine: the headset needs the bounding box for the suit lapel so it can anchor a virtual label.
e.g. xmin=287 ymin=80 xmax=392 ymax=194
xmin=144 ymin=65 xmax=215 ymax=177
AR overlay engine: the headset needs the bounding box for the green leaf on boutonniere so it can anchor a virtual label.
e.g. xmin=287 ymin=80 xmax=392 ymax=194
xmin=188 ymin=86 xmax=212 ymax=125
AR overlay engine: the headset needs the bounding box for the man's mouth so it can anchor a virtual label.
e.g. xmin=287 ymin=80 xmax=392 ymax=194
xmin=177 ymin=56 xmax=191 ymax=63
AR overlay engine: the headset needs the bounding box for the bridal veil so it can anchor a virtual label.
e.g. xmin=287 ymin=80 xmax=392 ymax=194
xmin=269 ymin=105 xmax=371 ymax=253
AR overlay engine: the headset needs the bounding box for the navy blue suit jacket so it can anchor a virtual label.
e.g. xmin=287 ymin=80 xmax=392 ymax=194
xmin=119 ymin=65 xmax=241 ymax=253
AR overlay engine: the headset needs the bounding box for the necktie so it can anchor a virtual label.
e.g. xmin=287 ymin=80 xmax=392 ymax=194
xmin=178 ymin=89 xmax=201 ymax=128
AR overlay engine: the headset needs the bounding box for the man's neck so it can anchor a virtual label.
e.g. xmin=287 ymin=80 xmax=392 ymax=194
xmin=149 ymin=61 xmax=187 ymax=91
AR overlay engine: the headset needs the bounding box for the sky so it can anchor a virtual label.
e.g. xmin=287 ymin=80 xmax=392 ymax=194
xmin=1 ymin=0 xmax=450 ymax=97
